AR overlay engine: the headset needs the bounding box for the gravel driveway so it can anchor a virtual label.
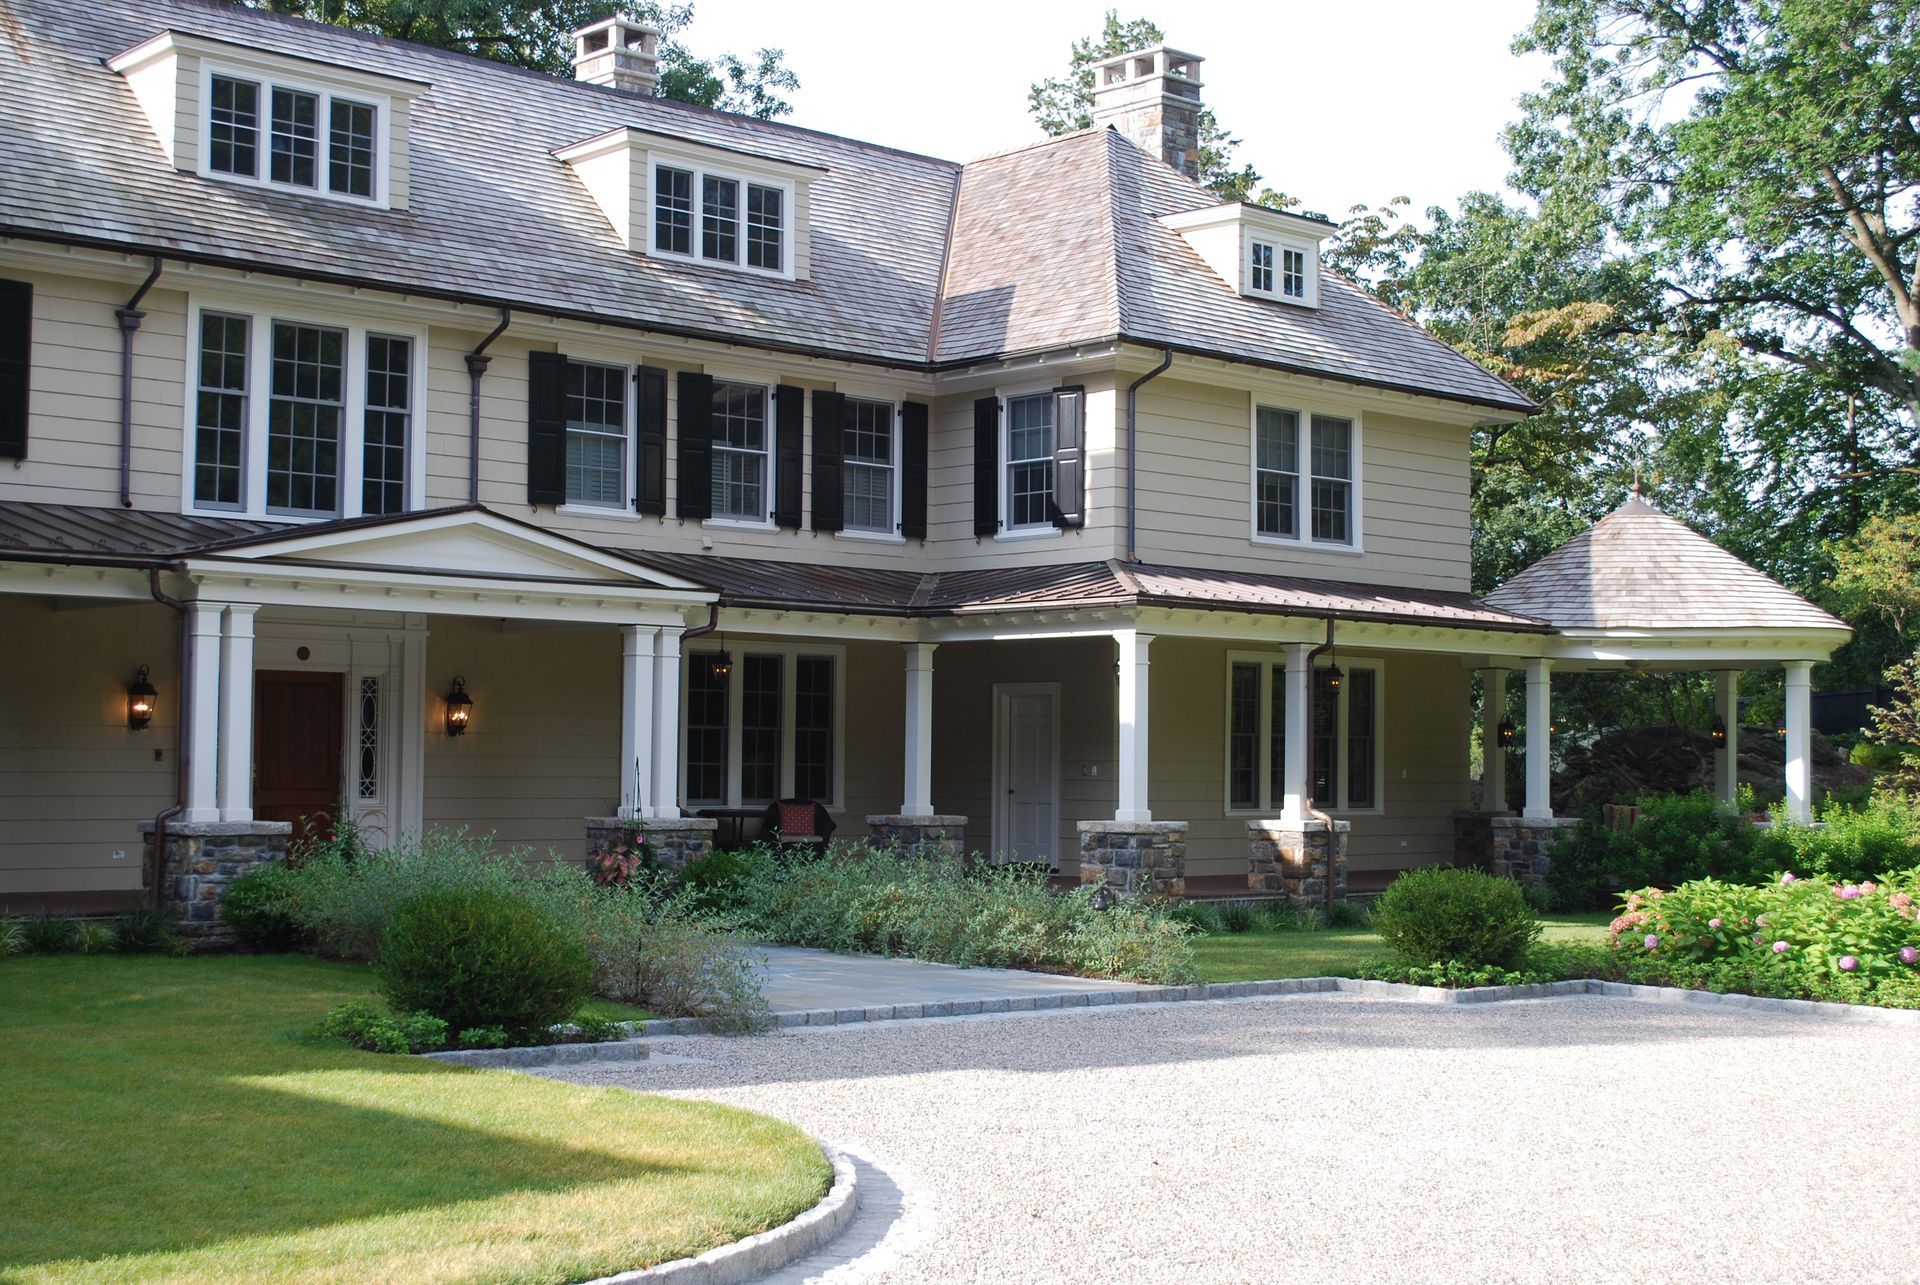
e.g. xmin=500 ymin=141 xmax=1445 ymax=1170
xmin=544 ymin=995 xmax=1919 ymax=1284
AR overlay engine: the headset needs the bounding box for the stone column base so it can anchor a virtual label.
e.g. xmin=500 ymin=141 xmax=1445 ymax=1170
xmin=1488 ymin=815 xmax=1581 ymax=885
xmin=1077 ymin=820 xmax=1187 ymax=899
xmin=1247 ymin=819 xmax=1350 ymax=907
xmin=1452 ymin=810 xmax=1509 ymax=872
xmin=585 ymin=816 xmax=718 ymax=874
xmin=139 ymin=820 xmax=294 ymax=949
xmin=866 ymin=815 xmax=966 ymax=859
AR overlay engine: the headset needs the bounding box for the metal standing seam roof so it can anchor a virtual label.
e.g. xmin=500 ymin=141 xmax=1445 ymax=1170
xmin=0 ymin=0 xmax=1534 ymax=412
xmin=1484 ymin=495 xmax=1849 ymax=633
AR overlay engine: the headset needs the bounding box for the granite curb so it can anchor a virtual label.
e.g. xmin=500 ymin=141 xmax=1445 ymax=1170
xmin=577 ymin=1144 xmax=860 ymax=1285
xmin=418 ymin=1038 xmax=653 ymax=1068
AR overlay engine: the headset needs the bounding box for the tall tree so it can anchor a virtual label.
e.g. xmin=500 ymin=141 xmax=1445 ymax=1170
xmin=228 ymin=0 xmax=799 ymax=117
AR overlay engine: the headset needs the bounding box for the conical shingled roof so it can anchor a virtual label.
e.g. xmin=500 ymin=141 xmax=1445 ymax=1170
xmin=1485 ymin=495 xmax=1848 ymax=633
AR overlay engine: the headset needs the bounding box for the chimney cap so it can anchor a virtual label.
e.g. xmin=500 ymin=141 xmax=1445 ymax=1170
xmin=571 ymin=15 xmax=661 ymax=93
xmin=1090 ymin=45 xmax=1205 ymax=89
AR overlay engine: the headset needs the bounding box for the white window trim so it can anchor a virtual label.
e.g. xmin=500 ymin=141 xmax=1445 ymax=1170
xmin=646 ymin=156 xmax=796 ymax=281
xmin=839 ymin=395 xmax=902 ymax=538
xmin=1222 ymin=652 xmax=1385 ymax=817
xmin=1241 ymin=225 xmax=1319 ymax=306
xmin=999 ymin=383 xmax=1060 ymax=536
xmin=679 ymin=643 xmax=847 ymax=812
xmin=199 ymin=62 xmax=393 ymax=207
xmin=1247 ymin=400 xmax=1365 ymax=554
xmin=179 ymin=295 xmax=426 ymax=522
xmin=704 ymin=372 xmax=779 ymax=527
xmin=558 ymin=355 xmax=633 ymax=513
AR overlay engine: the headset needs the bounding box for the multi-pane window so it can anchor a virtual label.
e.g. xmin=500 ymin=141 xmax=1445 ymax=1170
xmin=702 ymin=176 xmax=739 ymax=262
xmin=193 ymin=312 xmax=249 ymax=508
xmin=654 ymin=165 xmax=693 ymax=255
xmin=685 ymin=655 xmax=730 ymax=806
xmin=1345 ymin=668 xmax=1377 ymax=810
xmin=1006 ymin=393 xmax=1055 ymax=529
xmin=1228 ymin=662 xmax=1260 ymax=811
xmin=328 ymin=99 xmax=376 ymax=198
xmin=564 ymin=360 xmax=626 ymax=507
xmin=1310 ymin=669 xmax=1340 ymax=805
xmin=711 ymin=382 xmax=769 ymax=521
xmin=793 ymin=657 xmax=834 ymax=802
xmin=208 ymin=76 xmax=259 ymax=178
xmin=1282 ymin=248 xmax=1307 ymax=298
xmin=1267 ymin=666 xmax=1288 ymax=808
xmin=362 ymin=334 xmax=410 ymax=516
xmin=266 ymin=321 xmax=344 ymax=515
xmin=1310 ymin=415 xmax=1353 ymax=543
xmin=357 ymin=676 xmax=381 ymax=800
xmin=1225 ymin=658 xmax=1380 ymax=812
xmin=269 ymin=87 xmax=319 ymax=188
xmin=740 ymin=655 xmax=782 ymax=804
xmin=1250 ymin=241 xmax=1275 ymax=294
xmin=1254 ymin=406 xmax=1298 ymax=539
xmin=843 ymin=398 xmax=895 ymax=533
xmin=746 ymin=184 xmax=783 ymax=271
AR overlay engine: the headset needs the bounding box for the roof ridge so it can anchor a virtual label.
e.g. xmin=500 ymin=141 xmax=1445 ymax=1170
xmin=960 ymin=127 xmax=1108 ymax=167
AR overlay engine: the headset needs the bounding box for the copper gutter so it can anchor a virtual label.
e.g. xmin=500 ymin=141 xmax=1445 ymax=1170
xmin=1304 ymin=612 xmax=1339 ymax=914
xmin=1124 ymin=350 xmax=1173 ymax=562
xmin=117 ymin=258 xmax=164 ymax=508
xmin=464 ymin=309 xmax=512 ymax=505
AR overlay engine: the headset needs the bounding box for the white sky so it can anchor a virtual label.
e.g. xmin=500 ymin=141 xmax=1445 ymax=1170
xmin=689 ymin=0 xmax=1551 ymax=219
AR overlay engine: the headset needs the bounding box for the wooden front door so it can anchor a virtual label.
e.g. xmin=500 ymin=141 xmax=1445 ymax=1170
xmin=254 ymin=670 xmax=345 ymax=844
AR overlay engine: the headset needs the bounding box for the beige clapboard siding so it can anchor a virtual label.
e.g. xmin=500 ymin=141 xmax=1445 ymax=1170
xmin=1130 ymin=376 xmax=1472 ymax=590
xmin=0 ymin=598 xmax=177 ymax=895
xmin=840 ymin=640 xmax=907 ymax=819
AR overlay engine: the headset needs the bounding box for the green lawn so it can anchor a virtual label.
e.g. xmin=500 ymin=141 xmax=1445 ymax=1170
xmin=1 ymin=954 xmax=828 ymax=1284
xmin=1193 ymin=913 xmax=1614 ymax=983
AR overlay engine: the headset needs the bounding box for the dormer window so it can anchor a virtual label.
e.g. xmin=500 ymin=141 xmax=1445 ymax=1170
xmin=205 ymin=71 xmax=383 ymax=201
xmin=651 ymin=162 xmax=788 ymax=274
xmin=1161 ymin=203 xmax=1332 ymax=307
xmin=1250 ymin=242 xmax=1275 ymax=294
xmin=1282 ymin=248 xmax=1307 ymax=299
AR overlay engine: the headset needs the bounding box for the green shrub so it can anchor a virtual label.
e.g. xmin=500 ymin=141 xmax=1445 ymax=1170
xmin=459 ymin=1025 xmax=508 ymax=1049
xmin=1372 ymin=868 xmax=1541 ymax=969
xmin=584 ymin=888 xmax=770 ymax=1033
xmin=1326 ymin=899 xmax=1373 ymax=930
xmin=1752 ymin=792 xmax=1920 ymax=883
xmin=220 ymin=864 xmax=303 ymax=952
xmin=676 ymin=848 xmax=765 ymax=916
xmin=1061 ymin=894 xmax=1201 ymax=984
xmin=110 ymin=908 xmax=183 ymax=956
xmin=376 ymin=885 xmax=592 ymax=1039
xmin=570 ymin=1013 xmax=628 ymax=1043
xmin=1547 ymin=791 xmax=1776 ymax=910
xmin=72 ymin=921 xmax=116 ymax=955
xmin=1165 ymin=900 xmax=1221 ymax=933
xmin=21 ymin=915 xmax=78 ymax=954
xmin=1215 ymin=900 xmax=1259 ymax=933
xmin=0 ymin=918 xmax=23 ymax=956
xmin=315 ymin=1002 xmax=449 ymax=1054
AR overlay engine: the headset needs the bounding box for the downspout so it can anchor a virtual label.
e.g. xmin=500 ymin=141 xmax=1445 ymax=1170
xmin=117 ymin=259 xmax=164 ymax=508
xmin=681 ymin=601 xmax=721 ymax=645
xmin=1124 ymin=350 xmax=1173 ymax=563
xmin=1304 ymin=612 xmax=1339 ymax=914
xmin=145 ymin=565 xmax=189 ymax=911
xmin=464 ymin=309 xmax=512 ymax=506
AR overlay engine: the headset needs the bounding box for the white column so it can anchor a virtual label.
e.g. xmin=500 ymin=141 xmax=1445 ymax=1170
xmin=901 ymin=642 xmax=937 ymax=816
xmin=618 ymin=625 xmax=657 ymax=820
xmin=1483 ymin=667 xmax=1508 ymax=814
xmin=1783 ymin=660 xmax=1813 ymax=823
xmin=182 ymin=602 xmax=222 ymax=823
xmin=215 ymin=604 xmax=258 ymax=822
xmin=397 ymin=620 xmax=427 ymax=840
xmin=650 ymin=627 xmax=683 ymax=818
xmin=1523 ymin=657 xmax=1554 ymax=821
xmin=1114 ymin=629 xmax=1153 ymax=822
xmin=1714 ymin=670 xmax=1740 ymax=804
xmin=1279 ymin=642 xmax=1312 ymax=821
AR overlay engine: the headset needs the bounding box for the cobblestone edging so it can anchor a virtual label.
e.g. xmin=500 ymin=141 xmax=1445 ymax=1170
xmin=418 ymin=1038 xmax=654 ymax=1068
xmin=579 ymin=1145 xmax=860 ymax=1285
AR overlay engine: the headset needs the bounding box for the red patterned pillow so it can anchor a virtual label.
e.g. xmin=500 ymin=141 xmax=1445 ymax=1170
xmin=777 ymin=801 xmax=817 ymax=838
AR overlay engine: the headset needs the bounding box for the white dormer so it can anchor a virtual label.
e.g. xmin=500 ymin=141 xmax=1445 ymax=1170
xmin=109 ymin=30 xmax=428 ymax=211
xmin=1160 ymin=203 xmax=1333 ymax=307
xmin=553 ymin=128 xmax=826 ymax=280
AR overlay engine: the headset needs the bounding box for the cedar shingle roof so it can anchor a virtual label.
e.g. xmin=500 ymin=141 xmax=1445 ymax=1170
xmin=0 ymin=0 xmax=1535 ymax=413
xmin=1484 ymin=495 xmax=1848 ymax=633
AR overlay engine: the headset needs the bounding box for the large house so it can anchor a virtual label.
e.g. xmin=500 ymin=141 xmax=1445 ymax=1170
xmin=0 ymin=0 xmax=1850 ymax=923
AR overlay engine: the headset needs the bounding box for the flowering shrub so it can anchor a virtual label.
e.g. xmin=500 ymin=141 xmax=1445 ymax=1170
xmin=1608 ymin=868 xmax=1920 ymax=1004
xmin=587 ymin=825 xmax=656 ymax=888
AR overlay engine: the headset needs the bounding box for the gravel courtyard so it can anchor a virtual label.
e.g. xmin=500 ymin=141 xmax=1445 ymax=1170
xmin=545 ymin=995 xmax=1919 ymax=1284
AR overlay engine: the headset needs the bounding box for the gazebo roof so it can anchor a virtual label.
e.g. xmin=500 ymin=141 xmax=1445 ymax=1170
xmin=1485 ymin=495 xmax=1848 ymax=634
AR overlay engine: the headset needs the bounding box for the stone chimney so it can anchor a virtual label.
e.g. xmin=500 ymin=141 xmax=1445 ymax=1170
xmin=1089 ymin=46 xmax=1205 ymax=181
xmin=571 ymin=16 xmax=661 ymax=94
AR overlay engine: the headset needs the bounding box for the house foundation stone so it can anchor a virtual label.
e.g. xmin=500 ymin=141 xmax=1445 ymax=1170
xmin=1488 ymin=815 xmax=1581 ymax=885
xmin=1077 ymin=821 xmax=1187 ymax=899
xmin=1453 ymin=810 xmax=1503 ymax=871
xmin=866 ymin=815 xmax=966 ymax=859
xmin=1247 ymin=819 xmax=1350 ymax=908
xmin=585 ymin=816 xmax=716 ymax=873
xmin=139 ymin=820 xmax=294 ymax=949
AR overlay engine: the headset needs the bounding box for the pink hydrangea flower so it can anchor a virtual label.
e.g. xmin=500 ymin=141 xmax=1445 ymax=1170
xmin=1772 ymin=941 xmax=1791 ymax=954
xmin=1755 ymin=914 xmax=1770 ymax=927
xmin=1900 ymin=946 xmax=1919 ymax=966
xmin=1649 ymin=888 xmax=1665 ymax=899
xmin=1838 ymin=955 xmax=1859 ymax=972
xmin=1781 ymin=872 xmax=1797 ymax=884
xmin=1644 ymin=934 xmax=1660 ymax=950
xmin=1839 ymin=884 xmax=1861 ymax=901
xmin=1708 ymin=918 xmax=1723 ymax=929
xmin=1626 ymin=893 xmax=1644 ymax=911
xmin=1861 ymin=881 xmax=1877 ymax=895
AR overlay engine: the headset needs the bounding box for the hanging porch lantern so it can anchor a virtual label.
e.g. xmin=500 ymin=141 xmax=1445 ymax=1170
xmin=1710 ymin=716 xmax=1727 ymax=748
xmin=711 ymin=650 xmax=732 ymax=680
xmin=126 ymin=665 xmax=157 ymax=731
xmin=444 ymin=676 xmax=473 ymax=736
xmin=1496 ymin=717 xmax=1516 ymax=748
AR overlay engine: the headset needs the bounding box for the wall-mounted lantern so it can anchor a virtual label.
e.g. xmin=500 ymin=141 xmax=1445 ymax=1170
xmin=127 ymin=665 xmax=157 ymax=731
xmin=1497 ymin=717 xmax=1516 ymax=748
xmin=444 ymin=676 xmax=473 ymax=736
xmin=1710 ymin=717 xmax=1727 ymax=748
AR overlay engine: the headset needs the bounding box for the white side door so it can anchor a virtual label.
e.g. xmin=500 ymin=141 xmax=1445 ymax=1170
xmin=994 ymin=683 xmax=1060 ymax=865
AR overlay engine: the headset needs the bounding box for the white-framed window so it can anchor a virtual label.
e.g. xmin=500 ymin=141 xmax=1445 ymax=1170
xmin=1250 ymin=403 xmax=1360 ymax=548
xmin=1250 ymin=241 xmax=1276 ymax=294
xmin=843 ymin=397 xmax=898 ymax=534
xmin=183 ymin=298 xmax=424 ymax=520
xmin=1224 ymin=654 xmax=1383 ymax=814
xmin=564 ymin=359 xmax=628 ymax=508
xmin=203 ymin=65 xmax=387 ymax=204
xmin=683 ymin=646 xmax=844 ymax=809
xmin=1005 ymin=391 xmax=1055 ymax=531
xmin=1282 ymin=248 xmax=1307 ymax=299
xmin=1243 ymin=228 xmax=1319 ymax=305
xmin=711 ymin=380 xmax=773 ymax=522
xmin=651 ymin=159 xmax=793 ymax=277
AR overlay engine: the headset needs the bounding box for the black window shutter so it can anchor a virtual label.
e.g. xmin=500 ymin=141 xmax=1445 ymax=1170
xmin=972 ymin=396 xmax=1000 ymax=536
xmin=1050 ymin=384 xmax=1086 ymax=529
xmin=810 ymin=389 xmax=845 ymax=533
xmin=902 ymin=400 xmax=929 ymax=539
xmin=676 ymin=371 xmax=714 ymax=520
xmin=525 ymin=350 xmax=566 ymax=505
xmin=0 ymin=278 xmax=32 ymax=460
xmin=774 ymin=383 xmax=804 ymax=528
xmin=634 ymin=365 xmax=668 ymax=515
